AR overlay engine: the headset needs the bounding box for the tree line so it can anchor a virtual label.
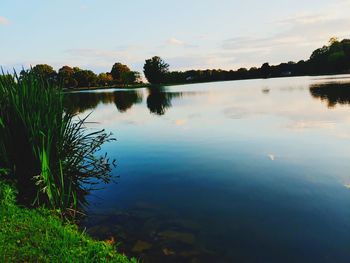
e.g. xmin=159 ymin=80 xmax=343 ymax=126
xmin=18 ymin=63 xmax=142 ymax=89
xmin=4 ymin=38 xmax=350 ymax=88
xmin=144 ymin=38 xmax=350 ymax=85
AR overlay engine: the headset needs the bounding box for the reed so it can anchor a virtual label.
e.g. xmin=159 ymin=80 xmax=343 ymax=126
xmin=0 ymin=71 xmax=115 ymax=214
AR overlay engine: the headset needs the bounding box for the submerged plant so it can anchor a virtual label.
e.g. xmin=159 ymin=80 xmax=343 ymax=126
xmin=0 ymin=71 xmax=115 ymax=215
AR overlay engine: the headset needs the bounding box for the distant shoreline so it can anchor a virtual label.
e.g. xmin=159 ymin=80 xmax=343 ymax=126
xmin=65 ymin=71 xmax=350 ymax=92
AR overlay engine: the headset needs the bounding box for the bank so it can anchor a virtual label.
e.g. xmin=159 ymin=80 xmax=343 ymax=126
xmin=0 ymin=181 xmax=136 ymax=262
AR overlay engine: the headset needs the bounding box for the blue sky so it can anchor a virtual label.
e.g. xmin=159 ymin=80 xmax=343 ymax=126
xmin=0 ymin=0 xmax=349 ymax=74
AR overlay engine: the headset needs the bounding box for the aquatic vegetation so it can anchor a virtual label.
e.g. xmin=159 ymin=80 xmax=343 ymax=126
xmin=0 ymin=71 xmax=115 ymax=214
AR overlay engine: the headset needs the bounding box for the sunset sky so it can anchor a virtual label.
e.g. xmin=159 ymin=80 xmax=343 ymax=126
xmin=1 ymin=0 xmax=349 ymax=73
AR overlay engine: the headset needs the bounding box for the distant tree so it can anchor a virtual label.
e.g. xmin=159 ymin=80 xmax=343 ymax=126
xmin=329 ymin=37 xmax=339 ymax=46
xmin=73 ymin=67 xmax=81 ymax=73
xmin=143 ymin=56 xmax=169 ymax=84
xmin=58 ymin=66 xmax=77 ymax=88
xmin=58 ymin=66 xmax=74 ymax=77
xmin=97 ymin=73 xmax=113 ymax=86
xmin=120 ymin=71 xmax=141 ymax=86
xmin=261 ymin=63 xmax=271 ymax=78
xmin=73 ymin=70 xmax=98 ymax=87
xmin=32 ymin=64 xmax=57 ymax=81
xmin=110 ymin=63 xmax=131 ymax=83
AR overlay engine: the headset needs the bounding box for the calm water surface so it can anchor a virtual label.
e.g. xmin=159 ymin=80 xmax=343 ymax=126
xmin=67 ymin=75 xmax=350 ymax=263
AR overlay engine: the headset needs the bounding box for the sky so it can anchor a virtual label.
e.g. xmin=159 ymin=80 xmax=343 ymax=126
xmin=0 ymin=0 xmax=349 ymax=74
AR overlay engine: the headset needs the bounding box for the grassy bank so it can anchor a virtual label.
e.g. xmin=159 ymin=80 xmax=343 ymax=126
xmin=0 ymin=72 xmax=135 ymax=261
xmin=0 ymin=181 xmax=135 ymax=262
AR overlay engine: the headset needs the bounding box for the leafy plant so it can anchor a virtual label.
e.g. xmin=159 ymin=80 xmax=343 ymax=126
xmin=0 ymin=71 xmax=115 ymax=215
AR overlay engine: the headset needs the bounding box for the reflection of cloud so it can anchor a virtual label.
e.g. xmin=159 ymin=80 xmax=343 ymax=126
xmin=285 ymin=121 xmax=336 ymax=131
xmin=268 ymin=154 xmax=275 ymax=161
xmin=0 ymin=16 xmax=9 ymax=25
xmin=175 ymin=119 xmax=187 ymax=126
xmin=223 ymin=106 xmax=261 ymax=119
xmin=336 ymin=133 xmax=350 ymax=139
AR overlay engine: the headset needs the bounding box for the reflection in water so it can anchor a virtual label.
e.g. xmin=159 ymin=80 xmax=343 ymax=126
xmin=310 ymin=82 xmax=350 ymax=108
xmin=65 ymin=90 xmax=143 ymax=114
xmin=65 ymin=88 xmax=184 ymax=116
xmin=114 ymin=91 xmax=143 ymax=112
xmin=146 ymin=88 xmax=183 ymax=115
xmin=77 ymin=76 xmax=350 ymax=263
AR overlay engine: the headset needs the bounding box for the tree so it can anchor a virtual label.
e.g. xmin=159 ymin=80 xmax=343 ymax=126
xmin=120 ymin=71 xmax=141 ymax=86
xmin=261 ymin=63 xmax=271 ymax=78
xmin=73 ymin=70 xmax=97 ymax=87
xmin=110 ymin=63 xmax=130 ymax=83
xmin=97 ymin=73 xmax=113 ymax=86
xmin=143 ymin=56 xmax=169 ymax=84
xmin=329 ymin=37 xmax=339 ymax=46
xmin=31 ymin=64 xmax=57 ymax=81
xmin=58 ymin=66 xmax=77 ymax=89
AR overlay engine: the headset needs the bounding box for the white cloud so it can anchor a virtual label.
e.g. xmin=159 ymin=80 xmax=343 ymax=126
xmin=167 ymin=38 xmax=185 ymax=46
xmin=63 ymin=46 xmax=146 ymax=72
xmin=0 ymin=16 xmax=9 ymax=25
xmin=220 ymin=11 xmax=350 ymax=68
xmin=166 ymin=37 xmax=197 ymax=48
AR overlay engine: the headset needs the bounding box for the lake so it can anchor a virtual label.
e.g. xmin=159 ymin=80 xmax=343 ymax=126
xmin=66 ymin=75 xmax=350 ymax=263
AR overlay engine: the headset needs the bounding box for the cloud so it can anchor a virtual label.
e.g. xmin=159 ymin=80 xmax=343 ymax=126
xmin=66 ymin=48 xmax=125 ymax=59
xmin=220 ymin=11 xmax=350 ymax=68
xmin=63 ymin=46 xmax=146 ymax=72
xmin=166 ymin=37 xmax=197 ymax=48
xmin=276 ymin=13 xmax=331 ymax=25
xmin=168 ymin=38 xmax=185 ymax=46
xmin=0 ymin=16 xmax=9 ymax=25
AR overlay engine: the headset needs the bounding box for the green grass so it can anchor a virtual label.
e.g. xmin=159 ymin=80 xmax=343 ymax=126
xmin=0 ymin=181 xmax=136 ymax=263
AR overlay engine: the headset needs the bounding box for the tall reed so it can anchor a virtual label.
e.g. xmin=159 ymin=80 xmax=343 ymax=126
xmin=0 ymin=71 xmax=115 ymax=215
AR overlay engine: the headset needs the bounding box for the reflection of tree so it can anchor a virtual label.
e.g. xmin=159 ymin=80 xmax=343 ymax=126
xmin=146 ymin=88 xmax=182 ymax=115
xmin=64 ymin=90 xmax=143 ymax=114
xmin=310 ymin=82 xmax=350 ymax=108
xmin=114 ymin=91 xmax=143 ymax=112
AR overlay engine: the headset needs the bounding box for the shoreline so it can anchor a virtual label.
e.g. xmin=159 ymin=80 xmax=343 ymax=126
xmin=64 ymin=71 xmax=350 ymax=92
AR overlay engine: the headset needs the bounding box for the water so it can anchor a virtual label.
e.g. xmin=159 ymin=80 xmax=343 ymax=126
xmin=66 ymin=75 xmax=350 ymax=263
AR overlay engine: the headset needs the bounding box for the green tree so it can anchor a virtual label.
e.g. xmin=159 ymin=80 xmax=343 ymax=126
xmin=120 ymin=71 xmax=141 ymax=86
xmin=143 ymin=56 xmax=169 ymax=84
xmin=73 ymin=70 xmax=97 ymax=88
xmin=31 ymin=64 xmax=57 ymax=81
xmin=58 ymin=66 xmax=77 ymax=89
xmin=261 ymin=63 xmax=271 ymax=78
xmin=110 ymin=63 xmax=130 ymax=83
xmin=97 ymin=73 xmax=113 ymax=86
